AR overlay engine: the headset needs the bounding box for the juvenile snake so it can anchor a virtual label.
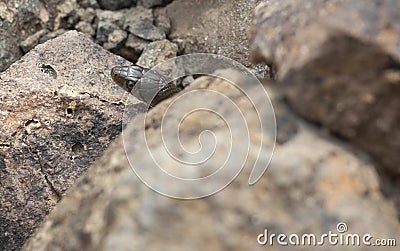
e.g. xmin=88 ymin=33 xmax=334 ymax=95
xmin=111 ymin=65 xmax=181 ymax=106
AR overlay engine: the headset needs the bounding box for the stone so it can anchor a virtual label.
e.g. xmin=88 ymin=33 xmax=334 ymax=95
xmin=96 ymin=21 xmax=123 ymax=45
xmin=39 ymin=29 xmax=67 ymax=43
xmin=114 ymin=34 xmax=150 ymax=62
xmin=0 ymin=0 xmax=42 ymax=71
xmin=95 ymin=9 xmax=127 ymax=28
xmin=75 ymin=21 xmax=96 ymax=37
xmin=53 ymin=0 xmax=79 ymax=30
xmin=137 ymin=0 xmax=174 ymax=9
xmin=76 ymin=7 xmax=96 ymax=23
xmin=154 ymin=8 xmax=171 ymax=35
xmin=136 ymin=39 xmax=179 ymax=68
xmin=181 ymin=75 xmax=194 ymax=88
xmin=20 ymin=29 xmax=49 ymax=53
xmin=125 ymin=34 xmax=149 ymax=53
xmin=22 ymin=70 xmax=400 ymax=251
xmin=166 ymin=0 xmax=264 ymax=67
xmin=123 ymin=7 xmax=166 ymax=41
xmin=103 ymin=29 xmax=128 ymax=51
xmin=97 ymin=0 xmax=136 ymax=10
xmin=77 ymin=0 xmax=100 ymax=9
xmin=249 ymin=0 xmax=400 ymax=176
xmin=0 ymin=30 xmax=141 ymax=251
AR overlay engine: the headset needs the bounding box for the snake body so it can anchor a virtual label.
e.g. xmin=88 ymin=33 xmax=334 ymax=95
xmin=111 ymin=65 xmax=181 ymax=106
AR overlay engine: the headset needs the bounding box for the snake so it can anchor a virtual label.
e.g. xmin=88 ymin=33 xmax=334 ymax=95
xmin=111 ymin=65 xmax=181 ymax=107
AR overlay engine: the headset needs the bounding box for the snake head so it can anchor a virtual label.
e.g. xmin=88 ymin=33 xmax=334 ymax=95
xmin=111 ymin=65 xmax=146 ymax=93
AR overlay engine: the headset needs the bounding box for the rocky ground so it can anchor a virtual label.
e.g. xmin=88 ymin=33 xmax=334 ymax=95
xmin=0 ymin=0 xmax=399 ymax=250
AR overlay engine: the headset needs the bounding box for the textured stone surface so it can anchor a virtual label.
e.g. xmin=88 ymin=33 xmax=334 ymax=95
xmin=154 ymin=8 xmax=171 ymax=35
xmin=137 ymin=0 xmax=173 ymax=9
xmin=77 ymin=0 xmax=100 ymax=9
xmin=20 ymin=29 xmax=49 ymax=53
xmin=137 ymin=39 xmax=179 ymax=68
xmin=0 ymin=0 xmax=84 ymax=71
xmin=23 ymin=71 xmax=399 ymax=251
xmin=166 ymin=0 xmax=263 ymax=67
xmin=0 ymin=31 xmax=141 ymax=250
xmin=123 ymin=6 xmax=165 ymax=41
xmin=250 ymin=0 xmax=400 ymax=176
xmin=97 ymin=0 xmax=136 ymax=10
xmin=39 ymin=29 xmax=67 ymax=44
xmin=96 ymin=21 xmax=127 ymax=49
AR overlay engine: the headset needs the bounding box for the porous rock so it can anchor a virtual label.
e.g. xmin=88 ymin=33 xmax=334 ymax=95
xmin=22 ymin=70 xmax=400 ymax=251
xmin=0 ymin=30 xmax=141 ymax=250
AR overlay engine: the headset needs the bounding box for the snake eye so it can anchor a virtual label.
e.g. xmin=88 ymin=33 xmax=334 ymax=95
xmin=126 ymin=81 xmax=135 ymax=91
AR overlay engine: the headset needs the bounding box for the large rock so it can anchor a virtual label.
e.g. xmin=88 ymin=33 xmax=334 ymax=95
xmin=0 ymin=31 xmax=141 ymax=250
xmin=23 ymin=70 xmax=399 ymax=250
xmin=0 ymin=0 xmax=80 ymax=71
xmin=166 ymin=0 xmax=264 ymax=67
xmin=250 ymin=0 xmax=400 ymax=177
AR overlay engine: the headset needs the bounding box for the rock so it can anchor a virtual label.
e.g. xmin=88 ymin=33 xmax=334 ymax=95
xmin=103 ymin=29 xmax=128 ymax=51
xmin=154 ymin=8 xmax=171 ymax=35
xmin=76 ymin=7 xmax=96 ymax=23
xmin=137 ymin=0 xmax=174 ymax=9
xmin=20 ymin=29 xmax=49 ymax=53
xmin=166 ymin=0 xmax=264 ymax=67
xmin=136 ymin=39 xmax=178 ymax=68
xmin=0 ymin=30 xmax=140 ymax=251
xmin=53 ymin=0 xmax=79 ymax=30
xmin=114 ymin=34 xmax=149 ymax=62
xmin=123 ymin=7 xmax=166 ymax=41
xmin=98 ymin=0 xmax=136 ymax=10
xmin=249 ymin=0 xmax=400 ymax=177
xmin=181 ymin=75 xmax=194 ymax=88
xmin=0 ymin=0 xmax=42 ymax=71
xmin=96 ymin=22 xmax=122 ymax=45
xmin=77 ymin=0 xmax=100 ymax=9
xmin=22 ymin=70 xmax=400 ymax=251
xmin=39 ymin=29 xmax=67 ymax=44
xmin=95 ymin=9 xmax=127 ymax=28
xmin=0 ymin=32 xmax=23 ymax=72
xmin=125 ymin=34 xmax=149 ymax=53
xmin=75 ymin=21 xmax=96 ymax=37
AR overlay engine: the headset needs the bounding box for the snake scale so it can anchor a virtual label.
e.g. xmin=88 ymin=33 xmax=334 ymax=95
xmin=111 ymin=65 xmax=181 ymax=107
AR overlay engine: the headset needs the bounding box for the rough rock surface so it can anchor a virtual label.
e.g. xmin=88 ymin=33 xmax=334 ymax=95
xmin=137 ymin=0 xmax=173 ymax=9
xmin=0 ymin=0 xmax=85 ymax=71
xmin=0 ymin=31 xmax=141 ymax=251
xmin=23 ymin=71 xmax=399 ymax=250
xmin=98 ymin=0 xmax=136 ymax=10
xmin=123 ymin=6 xmax=165 ymax=41
xmin=166 ymin=0 xmax=263 ymax=67
xmin=250 ymin=0 xmax=400 ymax=210
xmin=137 ymin=39 xmax=179 ymax=68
